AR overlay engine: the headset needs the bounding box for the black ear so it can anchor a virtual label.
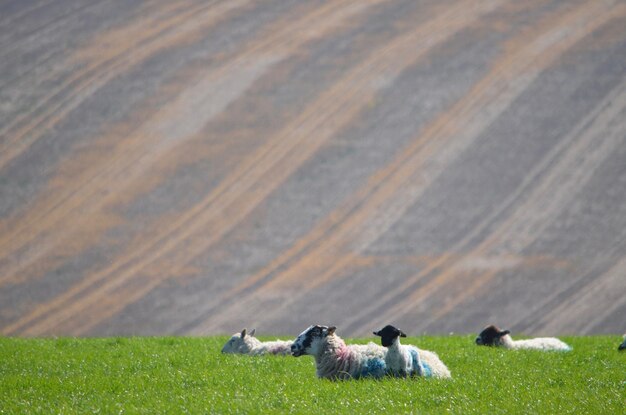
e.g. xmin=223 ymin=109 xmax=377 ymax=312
xmin=373 ymin=331 xmax=380 ymax=336
xmin=241 ymin=328 xmax=247 ymax=338
xmin=500 ymin=329 xmax=511 ymax=336
xmin=327 ymin=326 xmax=336 ymax=336
xmin=400 ymin=330 xmax=407 ymax=338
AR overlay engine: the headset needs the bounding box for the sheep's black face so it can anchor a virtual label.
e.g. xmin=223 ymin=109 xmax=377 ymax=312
xmin=373 ymin=324 xmax=406 ymax=347
xmin=291 ymin=325 xmax=329 ymax=357
xmin=476 ymin=325 xmax=510 ymax=346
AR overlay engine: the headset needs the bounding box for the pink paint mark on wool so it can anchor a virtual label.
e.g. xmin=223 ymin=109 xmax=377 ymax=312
xmin=336 ymin=343 xmax=353 ymax=362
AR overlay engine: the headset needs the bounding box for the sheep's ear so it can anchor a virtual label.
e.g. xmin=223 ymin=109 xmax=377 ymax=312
xmin=241 ymin=328 xmax=247 ymax=338
xmin=249 ymin=328 xmax=256 ymax=337
xmin=400 ymin=330 xmax=407 ymax=338
xmin=373 ymin=331 xmax=380 ymax=336
xmin=500 ymin=329 xmax=511 ymax=336
xmin=326 ymin=326 xmax=336 ymax=336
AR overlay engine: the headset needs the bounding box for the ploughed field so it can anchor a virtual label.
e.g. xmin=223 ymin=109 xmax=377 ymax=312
xmin=1 ymin=0 xmax=625 ymax=337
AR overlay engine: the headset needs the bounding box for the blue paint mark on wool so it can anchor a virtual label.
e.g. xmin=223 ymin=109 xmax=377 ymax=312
xmin=360 ymin=357 xmax=387 ymax=379
xmin=409 ymin=348 xmax=431 ymax=378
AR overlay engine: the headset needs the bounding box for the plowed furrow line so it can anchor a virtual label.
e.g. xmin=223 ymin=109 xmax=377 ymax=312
xmin=0 ymin=0 xmax=187 ymax=139
xmin=212 ymin=0 xmax=623 ymax=333
xmin=0 ymin=0 xmax=248 ymax=171
xmin=0 ymin=58 xmax=280 ymax=288
xmin=1 ymin=0 xmax=388 ymax=335
xmin=0 ymin=0 xmax=269 ymax=268
xmin=0 ymin=1 xmax=50 ymax=27
xmin=41 ymin=0 xmax=483 ymax=336
xmin=539 ymin=254 xmax=626 ymax=333
xmin=423 ymin=77 xmax=626 ymax=324
xmin=425 ymin=75 xmax=626 ymax=324
xmin=0 ymin=1 xmax=101 ymax=53
xmin=381 ymin=50 xmax=626 ymax=328
xmin=196 ymin=0 xmax=522 ymax=333
xmin=0 ymin=0 xmax=372 ymax=280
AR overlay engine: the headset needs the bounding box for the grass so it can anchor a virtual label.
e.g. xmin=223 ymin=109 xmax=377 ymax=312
xmin=0 ymin=335 xmax=624 ymax=414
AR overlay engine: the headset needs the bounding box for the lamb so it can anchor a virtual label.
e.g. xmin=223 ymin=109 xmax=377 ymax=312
xmin=221 ymin=328 xmax=293 ymax=356
xmin=373 ymin=324 xmax=451 ymax=379
xmin=618 ymin=334 xmax=626 ymax=351
xmin=475 ymin=325 xmax=572 ymax=351
xmin=290 ymin=325 xmax=387 ymax=380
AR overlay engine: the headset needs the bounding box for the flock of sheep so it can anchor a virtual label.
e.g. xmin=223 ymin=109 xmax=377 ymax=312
xmin=221 ymin=323 xmax=626 ymax=381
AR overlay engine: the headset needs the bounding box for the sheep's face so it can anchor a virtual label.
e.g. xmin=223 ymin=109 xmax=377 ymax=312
xmin=475 ymin=325 xmax=510 ymax=346
xmin=221 ymin=328 xmax=256 ymax=354
xmin=373 ymin=324 xmax=406 ymax=347
xmin=291 ymin=325 xmax=334 ymax=357
xmin=619 ymin=335 xmax=626 ymax=351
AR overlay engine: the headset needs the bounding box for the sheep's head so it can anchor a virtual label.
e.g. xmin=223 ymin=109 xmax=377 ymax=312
xmin=291 ymin=325 xmax=335 ymax=357
xmin=373 ymin=324 xmax=406 ymax=347
xmin=221 ymin=328 xmax=257 ymax=354
xmin=475 ymin=325 xmax=510 ymax=346
xmin=619 ymin=334 xmax=626 ymax=351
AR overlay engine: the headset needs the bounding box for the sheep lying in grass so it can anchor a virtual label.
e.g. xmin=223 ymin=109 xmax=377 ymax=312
xmin=373 ymin=324 xmax=451 ymax=379
xmin=475 ymin=325 xmax=572 ymax=351
xmin=619 ymin=334 xmax=626 ymax=351
xmin=221 ymin=328 xmax=292 ymax=356
xmin=290 ymin=325 xmax=387 ymax=380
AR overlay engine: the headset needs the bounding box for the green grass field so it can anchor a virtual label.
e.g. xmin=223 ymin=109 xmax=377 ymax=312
xmin=1 ymin=335 xmax=623 ymax=414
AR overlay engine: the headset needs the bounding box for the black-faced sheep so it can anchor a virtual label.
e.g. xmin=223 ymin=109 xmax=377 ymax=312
xmin=373 ymin=324 xmax=451 ymax=379
xmin=221 ymin=328 xmax=292 ymax=355
xmin=618 ymin=334 xmax=626 ymax=351
xmin=290 ymin=325 xmax=387 ymax=380
xmin=475 ymin=325 xmax=571 ymax=351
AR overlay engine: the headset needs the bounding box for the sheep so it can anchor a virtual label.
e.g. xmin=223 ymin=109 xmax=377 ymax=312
xmin=475 ymin=325 xmax=572 ymax=351
xmin=221 ymin=328 xmax=293 ymax=356
xmin=290 ymin=325 xmax=387 ymax=380
xmin=618 ymin=334 xmax=626 ymax=351
xmin=373 ymin=324 xmax=451 ymax=379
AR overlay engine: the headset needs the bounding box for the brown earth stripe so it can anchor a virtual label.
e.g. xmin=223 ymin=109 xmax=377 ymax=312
xmin=382 ymin=53 xmax=626 ymax=328
xmin=0 ymin=0 xmax=368 ymax=272
xmin=540 ymin=255 xmax=626 ymax=333
xmin=41 ymin=0 xmax=477 ymax=336
xmin=1 ymin=0 xmax=390 ymax=335
xmin=196 ymin=0 xmax=523 ymax=333
xmin=0 ymin=0 xmax=376 ymax=287
xmin=216 ymin=0 xmax=510 ymax=300
xmin=0 ymin=0 xmax=252 ymax=170
xmin=204 ymin=0 xmax=623 ymax=333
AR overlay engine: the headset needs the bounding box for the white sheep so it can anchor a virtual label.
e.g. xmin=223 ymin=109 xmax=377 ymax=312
xmin=221 ymin=328 xmax=293 ymax=356
xmin=618 ymin=334 xmax=626 ymax=351
xmin=290 ymin=325 xmax=387 ymax=380
xmin=475 ymin=325 xmax=572 ymax=351
xmin=373 ymin=324 xmax=451 ymax=379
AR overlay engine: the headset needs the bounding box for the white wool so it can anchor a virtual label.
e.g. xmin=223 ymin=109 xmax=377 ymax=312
xmin=418 ymin=349 xmax=452 ymax=378
xmin=384 ymin=338 xmax=423 ymax=378
xmin=385 ymin=339 xmax=451 ymax=379
xmin=499 ymin=334 xmax=571 ymax=351
xmin=251 ymin=340 xmax=293 ymax=356
xmin=311 ymin=334 xmax=387 ymax=380
xmin=221 ymin=330 xmax=292 ymax=356
xmin=374 ymin=325 xmax=451 ymax=379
